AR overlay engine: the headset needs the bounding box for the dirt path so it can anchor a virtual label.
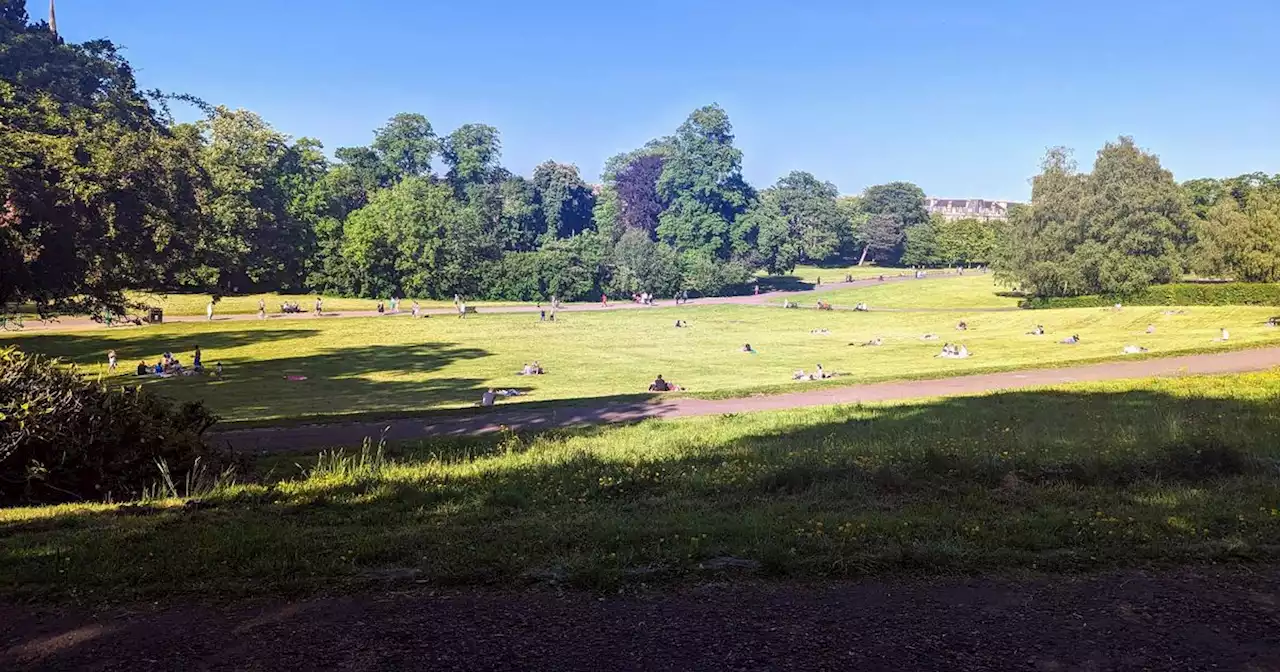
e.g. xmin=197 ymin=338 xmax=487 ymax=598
xmin=4 ymin=569 xmax=1279 ymax=671
xmin=13 ymin=271 xmax=959 ymax=332
xmin=217 ymin=346 xmax=1280 ymax=452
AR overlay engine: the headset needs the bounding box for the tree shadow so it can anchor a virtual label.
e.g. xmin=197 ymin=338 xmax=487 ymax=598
xmin=6 ymin=384 xmax=1280 ymax=593
xmin=6 ymin=329 xmax=324 ymax=364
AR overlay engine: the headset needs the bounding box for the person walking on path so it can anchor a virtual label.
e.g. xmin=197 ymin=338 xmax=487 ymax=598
xmin=601 ymin=294 xmax=609 ymax=308
xmin=314 ymin=296 xmax=323 ymax=317
xmin=107 ymin=350 xmax=117 ymax=373
xmin=206 ymin=300 xmax=214 ymax=321
xmin=457 ymin=299 xmax=467 ymax=319
xmin=258 ymin=298 xmax=266 ymax=320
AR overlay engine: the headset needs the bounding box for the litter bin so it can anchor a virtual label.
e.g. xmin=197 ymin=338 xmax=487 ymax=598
xmin=148 ymin=307 xmax=164 ymax=324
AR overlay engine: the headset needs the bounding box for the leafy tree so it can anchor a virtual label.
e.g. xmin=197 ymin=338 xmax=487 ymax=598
xmin=1 ymin=8 xmax=209 ymax=315
xmin=442 ymin=123 xmax=501 ymax=192
xmin=532 ymin=161 xmax=596 ymax=239
xmin=900 ymin=216 xmax=941 ymax=267
xmin=657 ymin=105 xmax=755 ymax=259
xmin=496 ymin=175 xmax=546 ymax=251
xmin=1002 ymin=139 xmax=1189 ymax=296
xmin=615 ymin=154 xmax=665 ymax=235
xmin=196 ymin=107 xmax=316 ymax=292
xmin=340 ymin=176 xmax=454 ymax=298
xmin=1191 ymin=189 xmax=1280 ymax=281
xmin=608 ymin=228 xmax=683 ymax=296
xmin=371 ymin=112 xmax=436 ymax=180
xmin=861 ymin=182 xmax=928 ymax=229
xmin=935 ymin=218 xmax=1003 ymax=266
xmin=334 ymin=145 xmax=392 ymax=193
xmin=857 ymin=214 xmax=907 ymax=264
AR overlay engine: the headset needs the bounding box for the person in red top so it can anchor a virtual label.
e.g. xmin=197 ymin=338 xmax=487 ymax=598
xmin=601 ymin=294 xmax=608 ymax=307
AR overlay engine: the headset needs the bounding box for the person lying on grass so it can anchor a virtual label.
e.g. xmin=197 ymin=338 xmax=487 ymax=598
xmin=1060 ymin=334 xmax=1080 ymax=344
xmin=854 ymin=337 xmax=883 ymax=347
xmin=1026 ymin=325 xmax=1044 ymax=336
xmin=742 ymin=343 xmax=755 ymax=353
xmin=1122 ymin=345 xmax=1149 ymax=355
xmin=1146 ymin=323 xmax=1156 ymax=334
xmin=921 ymin=333 xmax=939 ymax=341
xmin=518 ymin=362 xmax=545 ymax=375
xmin=936 ymin=343 xmax=970 ymax=359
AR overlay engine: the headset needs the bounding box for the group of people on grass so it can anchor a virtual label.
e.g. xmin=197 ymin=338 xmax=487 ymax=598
xmin=127 ymin=345 xmax=221 ymax=379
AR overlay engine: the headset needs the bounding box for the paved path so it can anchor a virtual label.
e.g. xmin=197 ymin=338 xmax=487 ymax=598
xmin=13 ymin=271 xmax=961 ymax=332
xmin=4 ymin=569 xmax=1279 ymax=671
xmin=217 ymin=346 xmax=1280 ymax=452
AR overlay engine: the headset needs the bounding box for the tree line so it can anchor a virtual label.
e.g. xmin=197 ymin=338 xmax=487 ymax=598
xmin=3 ymin=5 xmax=1277 ymax=317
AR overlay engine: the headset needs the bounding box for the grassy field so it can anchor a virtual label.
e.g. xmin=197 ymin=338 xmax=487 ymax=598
xmin=801 ymin=274 xmax=1023 ymax=309
xmin=759 ymin=263 xmax=904 ymax=285
xmin=4 ymin=302 xmax=1278 ymax=423
xmin=4 ymin=368 xmax=1280 ymax=600
xmin=123 ymin=291 xmax=524 ymax=317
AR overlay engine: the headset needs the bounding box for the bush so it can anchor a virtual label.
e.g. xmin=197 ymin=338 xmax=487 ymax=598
xmin=0 ymin=346 xmax=231 ymax=504
xmin=1023 ymin=282 xmax=1280 ymax=309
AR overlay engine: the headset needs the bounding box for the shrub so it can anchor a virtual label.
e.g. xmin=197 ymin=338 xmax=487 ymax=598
xmin=0 ymin=346 xmax=231 ymax=504
xmin=1023 ymin=282 xmax=1280 ymax=309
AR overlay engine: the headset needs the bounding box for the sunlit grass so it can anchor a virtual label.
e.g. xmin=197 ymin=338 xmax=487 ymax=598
xmin=803 ymin=274 xmax=1023 ymax=309
xmin=4 ymin=300 xmax=1279 ymax=422
xmin=125 ymin=291 xmax=525 ymax=317
xmin=3 ymin=369 xmax=1280 ymax=600
xmin=759 ymin=263 xmax=904 ymax=284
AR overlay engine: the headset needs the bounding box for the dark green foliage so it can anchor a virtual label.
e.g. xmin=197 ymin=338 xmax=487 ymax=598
xmin=1022 ymin=282 xmax=1280 ymax=308
xmin=0 ymin=346 xmax=227 ymax=504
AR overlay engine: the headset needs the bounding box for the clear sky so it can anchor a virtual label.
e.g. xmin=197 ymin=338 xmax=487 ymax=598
xmin=43 ymin=0 xmax=1280 ymax=200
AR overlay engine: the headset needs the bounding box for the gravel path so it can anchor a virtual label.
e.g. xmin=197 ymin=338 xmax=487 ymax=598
xmin=4 ymin=569 xmax=1279 ymax=671
xmin=13 ymin=272 xmax=959 ymax=332
xmin=217 ymin=346 xmax=1280 ymax=452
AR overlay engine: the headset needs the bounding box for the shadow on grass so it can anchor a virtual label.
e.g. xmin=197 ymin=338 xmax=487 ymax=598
xmin=6 ymin=328 xmax=324 ymax=363
xmin=5 ymin=383 xmax=1280 ymax=604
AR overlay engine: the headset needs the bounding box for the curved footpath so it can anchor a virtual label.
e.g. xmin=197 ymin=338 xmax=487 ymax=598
xmin=217 ymin=346 xmax=1280 ymax=452
xmin=11 ymin=271 xmax=963 ymax=332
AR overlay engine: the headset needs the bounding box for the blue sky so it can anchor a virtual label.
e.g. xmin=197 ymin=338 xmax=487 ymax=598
xmin=44 ymin=0 xmax=1280 ymax=200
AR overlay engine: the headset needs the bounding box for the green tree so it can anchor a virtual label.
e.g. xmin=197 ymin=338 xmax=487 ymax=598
xmin=340 ymin=176 xmax=454 ymax=298
xmin=900 ymin=215 xmax=941 ymax=266
xmin=532 ymin=161 xmax=596 ymax=239
xmin=656 ymin=105 xmax=755 ymax=260
xmin=442 ymin=123 xmax=501 ymax=192
xmin=1191 ymin=189 xmax=1280 ymax=281
xmin=371 ymin=112 xmax=437 ymax=180
xmin=1 ymin=8 xmax=209 ymax=315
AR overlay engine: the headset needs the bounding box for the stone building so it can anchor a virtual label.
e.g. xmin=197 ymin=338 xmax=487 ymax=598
xmin=924 ymin=198 xmax=1016 ymax=222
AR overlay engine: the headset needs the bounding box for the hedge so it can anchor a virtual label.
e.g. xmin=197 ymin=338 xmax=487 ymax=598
xmin=1023 ymin=283 xmax=1280 ymax=309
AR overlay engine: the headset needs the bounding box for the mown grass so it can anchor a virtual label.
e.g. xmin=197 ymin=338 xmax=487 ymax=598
xmin=4 ymin=301 xmax=1279 ymax=423
xmin=803 ymin=274 xmax=1023 ymax=309
xmin=759 ymin=263 xmax=904 ymax=286
xmin=124 ymin=291 xmax=524 ymax=317
xmin=3 ymin=369 xmax=1280 ymax=601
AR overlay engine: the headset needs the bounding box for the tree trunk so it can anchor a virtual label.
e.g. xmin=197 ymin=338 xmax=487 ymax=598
xmin=857 ymin=246 xmax=870 ymax=266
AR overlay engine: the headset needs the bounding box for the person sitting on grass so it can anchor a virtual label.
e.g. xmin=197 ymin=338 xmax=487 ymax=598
xmin=136 ymin=361 xmax=149 ymax=376
xmin=1026 ymin=325 xmax=1044 ymax=336
xmin=1060 ymin=334 xmax=1080 ymax=344
xmin=648 ymin=375 xmax=675 ymax=392
xmin=742 ymin=343 xmax=755 ymax=353
xmin=214 ymin=362 xmax=224 ymax=378
xmin=480 ymin=388 xmax=497 ymax=407
xmin=675 ymin=319 xmax=687 ymax=328
xmin=813 ymin=364 xmax=834 ymax=380
xmin=153 ymin=361 xmax=164 ymax=375
xmin=1268 ymin=317 xmax=1279 ymax=328
xmin=1146 ymin=323 xmax=1156 ymax=334
xmin=854 ymin=302 xmax=869 ymax=312
xmin=1122 ymin=345 xmax=1148 ymax=354
xmin=377 ymin=301 xmax=385 ymax=314
xmin=1215 ymin=327 xmax=1230 ymax=342
xmin=956 ymin=321 xmax=968 ymax=331
xmin=518 ymin=362 xmax=545 ymax=376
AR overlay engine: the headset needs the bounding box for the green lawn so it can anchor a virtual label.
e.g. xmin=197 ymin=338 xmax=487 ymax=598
xmin=4 ymin=303 xmax=1278 ymax=423
xmin=125 ymin=291 xmax=525 ymax=317
xmin=802 ymin=274 xmax=1023 ymax=309
xmin=759 ymin=263 xmax=905 ymax=286
xmin=4 ymin=368 xmax=1280 ymax=600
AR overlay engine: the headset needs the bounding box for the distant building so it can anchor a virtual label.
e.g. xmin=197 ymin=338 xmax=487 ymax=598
xmin=924 ymin=198 xmax=1017 ymax=222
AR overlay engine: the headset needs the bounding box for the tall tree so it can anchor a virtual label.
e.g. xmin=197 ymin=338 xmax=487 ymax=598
xmin=442 ymin=123 xmax=501 ymax=192
xmin=532 ymin=161 xmax=595 ymax=239
xmin=371 ymin=112 xmax=436 ymax=181
xmin=1 ymin=7 xmax=209 ymax=315
xmin=656 ymin=105 xmax=755 ymax=259
xmin=1191 ymin=189 xmax=1280 ymax=281
xmin=340 ymin=176 xmax=454 ymax=298
xmin=616 ymin=154 xmax=665 ymax=235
